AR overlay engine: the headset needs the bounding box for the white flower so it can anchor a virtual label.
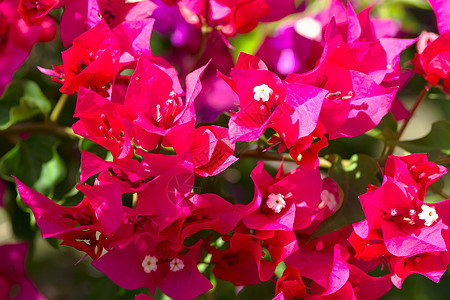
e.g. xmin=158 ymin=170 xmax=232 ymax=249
xmin=142 ymin=255 xmax=158 ymax=273
xmin=320 ymin=190 xmax=337 ymax=211
xmin=266 ymin=193 xmax=286 ymax=213
xmin=418 ymin=204 xmax=439 ymax=226
xmin=169 ymin=257 xmax=185 ymax=272
xmin=253 ymin=84 xmax=273 ymax=102
xmin=294 ymin=17 xmax=322 ymax=41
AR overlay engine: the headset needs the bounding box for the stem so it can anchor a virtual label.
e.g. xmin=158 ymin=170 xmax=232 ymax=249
xmin=435 ymin=155 xmax=450 ymax=165
xmin=397 ymin=87 xmax=428 ymax=138
xmin=155 ymin=137 xmax=163 ymax=154
xmin=384 ymin=86 xmax=428 ymax=157
xmin=132 ymin=193 xmax=138 ymax=209
xmin=48 ymin=14 xmax=61 ymax=25
xmin=0 ymin=122 xmax=79 ymax=139
xmin=238 ymin=149 xmax=332 ymax=168
xmin=239 ymin=149 xmax=295 ymax=162
xmin=50 ymin=93 xmax=70 ymax=123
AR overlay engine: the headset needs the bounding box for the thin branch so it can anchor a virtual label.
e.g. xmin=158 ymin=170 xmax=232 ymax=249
xmin=0 ymin=122 xmax=79 ymax=139
xmin=50 ymin=93 xmax=70 ymax=123
xmin=435 ymin=156 xmax=450 ymax=165
xmin=384 ymin=86 xmax=429 ymax=157
xmin=238 ymin=149 xmax=332 ymax=168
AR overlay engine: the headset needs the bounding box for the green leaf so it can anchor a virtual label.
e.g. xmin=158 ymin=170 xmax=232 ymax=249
xmin=2 ymin=182 xmax=35 ymax=242
xmin=365 ymin=112 xmax=398 ymax=141
xmin=310 ymin=154 xmax=380 ymax=239
xmin=395 ymin=121 xmax=450 ymax=159
xmin=0 ymin=134 xmax=66 ymax=196
xmin=237 ymin=280 xmax=276 ymax=300
xmin=0 ymin=80 xmax=51 ymax=129
xmin=230 ymin=26 xmax=265 ymax=58
xmin=79 ymin=138 xmax=110 ymax=160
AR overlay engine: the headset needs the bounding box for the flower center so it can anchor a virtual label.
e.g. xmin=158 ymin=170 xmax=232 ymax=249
xmin=169 ymin=257 xmax=184 ymax=272
xmin=266 ymin=193 xmax=286 ymax=213
xmin=295 ymin=17 xmax=322 ymax=40
xmin=319 ymin=190 xmax=337 ymax=210
xmin=142 ymin=255 xmax=158 ymax=273
xmin=153 ymin=91 xmax=180 ymax=129
xmin=418 ymin=204 xmax=439 ymax=226
xmin=325 ymin=90 xmax=354 ymax=101
xmin=253 ymin=84 xmax=273 ymax=102
xmin=99 ymin=114 xmax=123 ymax=142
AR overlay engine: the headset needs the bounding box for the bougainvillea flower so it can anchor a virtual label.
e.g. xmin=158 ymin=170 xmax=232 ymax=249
xmin=284 ymin=21 xmax=399 ymax=139
xmin=209 ymin=230 xmax=276 ymax=286
xmin=314 ymin=177 xmax=341 ymax=223
xmin=348 ymin=220 xmax=391 ymax=262
xmin=73 ymin=87 xmax=135 ymax=160
xmin=384 ymin=153 xmax=447 ymax=201
xmin=267 ymin=122 xmax=328 ymax=169
xmin=219 ymin=53 xmax=286 ymax=142
xmin=325 ymin=71 xmax=398 ymax=139
xmin=135 ymin=294 xmax=152 ymax=300
xmin=0 ymin=0 xmax=56 ymax=96
xmin=410 ymin=0 xmax=449 ymax=91
xmin=357 ymin=5 xmax=401 ymax=41
xmin=219 ymin=0 xmax=271 ymax=36
xmin=358 ymin=176 xmax=449 ymax=257
xmin=133 ymin=151 xmax=194 ymax=232
xmin=412 ymin=32 xmax=450 ymax=92
xmin=259 ymin=230 xmax=298 ymax=265
xmin=256 ymin=24 xmax=323 ymax=76
xmin=428 ymin=0 xmax=450 ymax=35
xmin=151 ymin=1 xmax=202 ymax=51
xmin=181 ymin=193 xmax=243 ymax=238
xmin=221 ymin=53 xmax=326 ymax=146
xmin=177 ymin=0 xmax=294 ymax=37
xmin=285 ymin=244 xmax=350 ymax=296
xmin=218 ymin=228 xmax=299 ymax=270
xmin=93 ymin=234 xmax=212 ymax=299
xmin=389 ymin=237 xmax=450 ymax=288
xmin=138 ymin=150 xmax=194 ymax=197
xmin=191 ymin=125 xmax=238 ymax=177
xmin=42 ymin=17 xmax=161 ymax=96
xmin=124 ymin=57 xmax=208 ymax=153
xmin=80 ymin=151 xmax=155 ymax=193
xmin=18 ymin=0 xmax=59 ymax=26
xmin=111 ymin=18 xmax=155 ymax=65
xmin=41 ymin=19 xmax=121 ymax=94
xmin=238 ymin=161 xmax=322 ymax=231
xmin=274 ymin=266 xmax=308 ymax=300
xmin=319 ymin=1 xmax=414 ymax=83
xmin=270 ymin=82 xmax=327 ymax=149
xmin=0 ymin=243 xmax=45 ymax=300
xmin=288 ymin=68 xmax=397 ymax=140
xmin=97 ymin=0 xmax=158 ymax=29
xmin=60 ymin=0 xmax=157 ymax=47
xmin=256 ymin=0 xmax=401 ymax=78
xmin=323 ymin=264 xmax=392 ymax=299
xmin=92 ymin=233 xmax=163 ymax=294
xmin=157 ymin=239 xmax=213 ymax=300
xmin=15 ymin=177 xmax=123 ymax=258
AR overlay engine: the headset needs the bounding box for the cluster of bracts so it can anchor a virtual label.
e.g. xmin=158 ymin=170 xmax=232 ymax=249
xmin=2 ymin=0 xmax=449 ymax=299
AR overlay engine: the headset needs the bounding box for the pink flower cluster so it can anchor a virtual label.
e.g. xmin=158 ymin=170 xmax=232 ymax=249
xmin=350 ymin=154 xmax=450 ymax=289
xmin=0 ymin=0 xmax=56 ymax=96
xmin=0 ymin=242 xmax=45 ymax=300
xmin=7 ymin=0 xmax=449 ymax=299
